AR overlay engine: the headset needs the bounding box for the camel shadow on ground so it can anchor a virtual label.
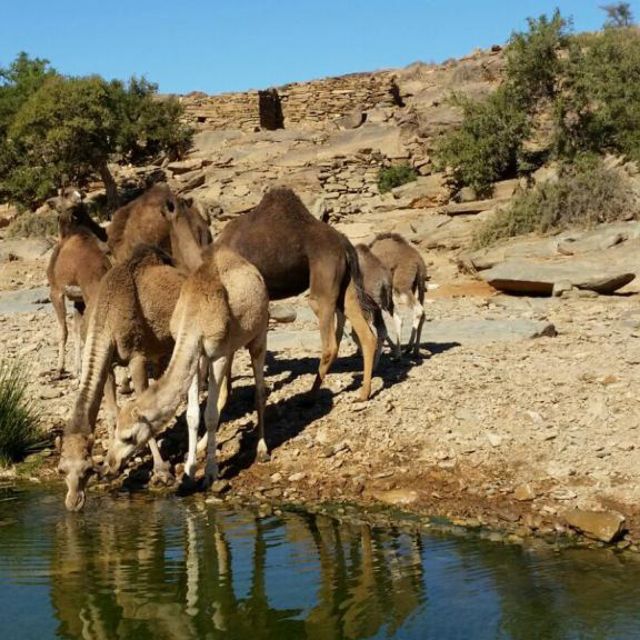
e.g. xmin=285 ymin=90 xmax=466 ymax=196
xmin=119 ymin=340 xmax=459 ymax=492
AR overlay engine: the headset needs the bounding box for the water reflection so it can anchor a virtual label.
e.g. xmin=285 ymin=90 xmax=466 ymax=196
xmin=1 ymin=490 xmax=640 ymax=639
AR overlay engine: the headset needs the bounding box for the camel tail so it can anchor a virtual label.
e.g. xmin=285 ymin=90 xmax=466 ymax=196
xmin=67 ymin=305 xmax=114 ymax=436
xmin=415 ymin=260 xmax=427 ymax=305
xmin=341 ymin=236 xmax=377 ymax=324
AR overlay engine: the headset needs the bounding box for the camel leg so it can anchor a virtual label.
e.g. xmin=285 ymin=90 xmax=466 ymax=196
xmin=335 ymin=309 xmax=346 ymax=346
xmin=248 ymin=333 xmax=268 ymax=463
xmin=391 ymin=292 xmax=404 ymax=359
xmin=203 ymin=356 xmax=228 ymax=489
xmin=408 ymin=299 xmax=426 ymax=355
xmin=344 ymin=283 xmax=377 ymax=402
xmin=71 ymin=307 xmax=84 ymax=378
xmin=51 ymin=289 xmax=67 ymax=376
xmin=184 ymin=372 xmax=201 ymax=481
xmin=309 ymin=296 xmax=339 ymax=395
xmin=196 ymin=356 xmax=232 ymax=455
xmin=103 ymin=369 xmax=118 ymax=440
xmin=130 ymin=355 xmax=172 ymax=484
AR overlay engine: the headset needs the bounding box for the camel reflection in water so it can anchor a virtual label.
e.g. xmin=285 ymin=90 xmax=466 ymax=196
xmin=49 ymin=500 xmax=426 ymax=639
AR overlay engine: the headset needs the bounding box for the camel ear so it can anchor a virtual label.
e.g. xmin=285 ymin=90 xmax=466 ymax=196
xmin=162 ymin=198 xmax=178 ymax=221
xmin=131 ymin=406 xmax=141 ymax=421
xmin=183 ymin=196 xmax=194 ymax=208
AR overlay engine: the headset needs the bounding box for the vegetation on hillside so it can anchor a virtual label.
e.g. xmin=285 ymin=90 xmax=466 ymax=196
xmin=473 ymin=159 xmax=638 ymax=248
xmin=436 ymin=4 xmax=640 ymax=196
xmin=378 ymin=163 xmax=418 ymax=193
xmin=0 ymin=359 xmax=43 ymax=466
xmin=0 ymin=53 xmax=192 ymax=212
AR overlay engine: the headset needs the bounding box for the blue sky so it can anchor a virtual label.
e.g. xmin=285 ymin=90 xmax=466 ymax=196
xmin=0 ymin=1 xmax=633 ymax=95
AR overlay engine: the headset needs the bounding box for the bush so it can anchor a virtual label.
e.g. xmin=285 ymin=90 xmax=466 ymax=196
xmin=378 ymin=163 xmax=418 ymax=193
xmin=0 ymin=359 xmax=43 ymax=466
xmin=6 ymin=211 xmax=57 ymax=238
xmin=473 ymin=160 xmax=637 ymax=247
xmin=435 ymin=88 xmax=528 ymax=197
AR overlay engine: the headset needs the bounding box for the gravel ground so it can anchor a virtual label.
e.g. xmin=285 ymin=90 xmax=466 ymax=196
xmin=2 ymin=251 xmax=640 ymax=546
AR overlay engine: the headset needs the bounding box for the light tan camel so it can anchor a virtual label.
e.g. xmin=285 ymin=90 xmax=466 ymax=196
xmin=215 ymin=187 xmax=377 ymax=401
xmin=369 ymin=233 xmax=427 ymax=356
xmin=46 ymin=188 xmax=111 ymax=376
xmin=59 ymin=195 xmax=212 ymax=511
xmin=58 ymin=246 xmax=186 ymax=510
xmin=105 ymin=246 xmax=269 ymax=490
xmin=108 ymin=182 xmax=211 ymax=272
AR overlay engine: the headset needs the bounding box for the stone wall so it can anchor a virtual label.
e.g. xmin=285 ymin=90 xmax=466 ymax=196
xmin=180 ymin=71 xmax=399 ymax=132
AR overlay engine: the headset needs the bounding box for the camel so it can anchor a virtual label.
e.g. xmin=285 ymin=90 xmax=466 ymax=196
xmin=105 ymin=246 xmax=269 ymax=490
xmin=369 ymin=233 xmax=427 ymax=356
xmin=46 ymin=188 xmax=111 ymax=376
xmin=107 ymin=182 xmax=211 ymax=272
xmin=59 ymin=196 xmax=213 ymax=511
xmin=215 ymin=187 xmax=377 ymax=401
xmin=354 ymin=243 xmax=396 ymax=362
xmin=58 ymin=246 xmax=187 ymax=510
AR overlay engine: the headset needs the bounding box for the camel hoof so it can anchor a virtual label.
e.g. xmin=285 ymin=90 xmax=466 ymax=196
xmin=256 ymin=450 xmax=270 ymax=464
xmin=150 ymin=467 xmax=174 ymax=487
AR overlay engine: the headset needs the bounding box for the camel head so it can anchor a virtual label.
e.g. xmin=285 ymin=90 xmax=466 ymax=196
xmin=163 ymin=196 xmax=212 ymax=274
xmin=104 ymin=402 xmax=152 ymax=476
xmin=58 ymin=433 xmax=95 ymax=511
xmin=50 ymin=187 xmax=108 ymax=243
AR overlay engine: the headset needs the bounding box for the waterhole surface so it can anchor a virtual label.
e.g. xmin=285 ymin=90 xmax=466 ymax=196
xmin=1 ymin=487 xmax=640 ymax=639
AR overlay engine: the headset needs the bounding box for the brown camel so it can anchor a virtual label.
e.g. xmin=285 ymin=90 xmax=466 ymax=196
xmin=59 ymin=246 xmax=186 ymax=511
xmin=46 ymin=188 xmax=111 ymax=376
xmin=215 ymin=187 xmax=377 ymax=401
xmin=108 ymin=182 xmax=211 ymax=272
xmin=354 ymin=243 xmax=397 ymax=362
xmin=369 ymin=233 xmax=427 ymax=356
xmin=105 ymin=246 xmax=269 ymax=490
xmin=59 ymin=196 xmax=213 ymax=511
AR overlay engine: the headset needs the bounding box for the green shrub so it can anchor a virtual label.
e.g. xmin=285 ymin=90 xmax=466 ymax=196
xmin=6 ymin=211 xmax=57 ymax=238
xmin=435 ymin=88 xmax=528 ymax=197
xmin=378 ymin=163 xmax=418 ymax=194
xmin=0 ymin=359 xmax=43 ymax=466
xmin=473 ymin=160 xmax=637 ymax=247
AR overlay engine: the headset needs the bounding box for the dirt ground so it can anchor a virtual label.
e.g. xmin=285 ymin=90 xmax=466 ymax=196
xmin=2 ymin=248 xmax=640 ymax=548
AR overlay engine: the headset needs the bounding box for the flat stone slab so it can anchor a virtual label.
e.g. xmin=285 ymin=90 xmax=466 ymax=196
xmin=0 ymin=287 xmax=50 ymax=314
xmin=268 ymin=318 xmax=555 ymax=352
xmin=479 ymin=260 xmax=635 ymax=295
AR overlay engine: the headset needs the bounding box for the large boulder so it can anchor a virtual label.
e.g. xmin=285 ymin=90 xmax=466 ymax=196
xmin=564 ymin=509 xmax=625 ymax=543
xmin=479 ymin=259 xmax=635 ymax=295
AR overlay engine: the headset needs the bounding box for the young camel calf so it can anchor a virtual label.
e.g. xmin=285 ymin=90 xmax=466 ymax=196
xmin=354 ymin=243 xmax=396 ymax=363
xmin=46 ymin=188 xmax=110 ymax=376
xmin=59 ymin=247 xmax=185 ymax=510
xmin=105 ymin=246 xmax=269 ymax=490
xmin=369 ymin=233 xmax=427 ymax=356
xmin=59 ymin=191 xmax=212 ymax=511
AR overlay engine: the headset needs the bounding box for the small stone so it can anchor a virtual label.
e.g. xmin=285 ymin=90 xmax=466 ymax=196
xmin=270 ymin=472 xmax=282 ymax=483
xmin=513 ymin=483 xmax=536 ymax=501
xmin=486 ymin=432 xmax=502 ymax=447
xmin=288 ymin=472 xmax=306 ymax=482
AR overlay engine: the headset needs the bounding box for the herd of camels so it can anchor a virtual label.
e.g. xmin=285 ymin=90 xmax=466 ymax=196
xmin=48 ymin=182 xmax=427 ymax=511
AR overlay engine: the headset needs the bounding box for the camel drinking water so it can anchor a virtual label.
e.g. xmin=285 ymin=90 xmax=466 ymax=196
xmin=105 ymin=246 xmax=269 ymax=490
xmin=59 ymin=195 xmax=212 ymax=511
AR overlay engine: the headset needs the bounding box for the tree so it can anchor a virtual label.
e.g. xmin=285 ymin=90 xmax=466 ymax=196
xmin=0 ymin=53 xmax=192 ymax=212
xmin=600 ymin=3 xmax=634 ymax=28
